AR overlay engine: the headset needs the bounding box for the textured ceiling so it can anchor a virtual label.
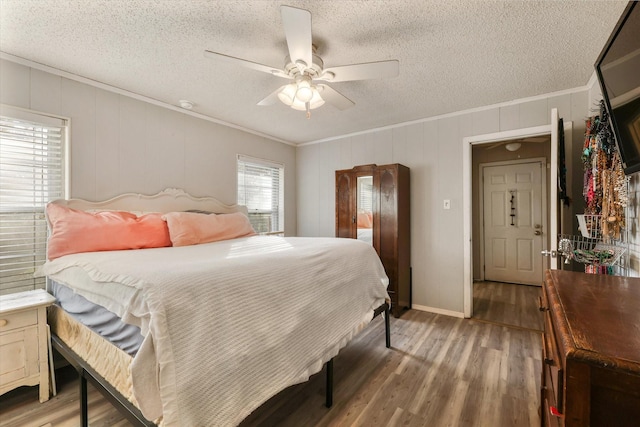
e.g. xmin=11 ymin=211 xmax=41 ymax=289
xmin=0 ymin=0 xmax=629 ymax=144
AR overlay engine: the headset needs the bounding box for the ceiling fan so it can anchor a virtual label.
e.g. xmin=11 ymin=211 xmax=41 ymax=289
xmin=204 ymin=5 xmax=399 ymax=118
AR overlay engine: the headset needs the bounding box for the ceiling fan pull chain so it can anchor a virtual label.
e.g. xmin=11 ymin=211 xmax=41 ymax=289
xmin=306 ymin=102 xmax=311 ymax=119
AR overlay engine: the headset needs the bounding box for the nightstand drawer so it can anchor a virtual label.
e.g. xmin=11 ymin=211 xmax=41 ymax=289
xmin=0 ymin=309 xmax=37 ymax=333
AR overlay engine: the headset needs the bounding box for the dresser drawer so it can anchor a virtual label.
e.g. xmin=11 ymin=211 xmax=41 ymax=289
xmin=0 ymin=309 xmax=37 ymax=333
xmin=540 ymin=283 xmax=550 ymax=312
xmin=543 ymin=397 xmax=563 ymax=427
xmin=543 ymin=355 xmax=564 ymax=427
xmin=543 ymin=311 xmax=564 ymax=414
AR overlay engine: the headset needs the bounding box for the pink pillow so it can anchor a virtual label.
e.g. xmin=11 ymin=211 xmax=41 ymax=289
xmin=357 ymin=212 xmax=372 ymax=229
xmin=162 ymin=211 xmax=256 ymax=247
xmin=46 ymin=203 xmax=172 ymax=260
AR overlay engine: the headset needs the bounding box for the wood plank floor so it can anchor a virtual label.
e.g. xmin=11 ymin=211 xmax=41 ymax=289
xmin=472 ymin=281 xmax=543 ymax=332
xmin=0 ymin=284 xmax=543 ymax=427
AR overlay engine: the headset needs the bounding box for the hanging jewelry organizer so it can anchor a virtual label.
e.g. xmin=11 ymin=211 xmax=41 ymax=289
xmin=557 ymin=101 xmax=629 ymax=275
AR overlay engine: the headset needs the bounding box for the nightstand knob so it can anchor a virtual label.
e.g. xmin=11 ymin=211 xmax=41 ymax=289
xmin=0 ymin=319 xmax=7 ymax=327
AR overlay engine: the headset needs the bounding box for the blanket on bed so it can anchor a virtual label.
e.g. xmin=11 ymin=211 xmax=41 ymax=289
xmin=41 ymin=236 xmax=389 ymax=426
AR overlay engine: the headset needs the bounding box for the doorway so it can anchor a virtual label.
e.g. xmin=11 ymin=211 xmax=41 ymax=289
xmin=462 ymin=111 xmax=569 ymax=318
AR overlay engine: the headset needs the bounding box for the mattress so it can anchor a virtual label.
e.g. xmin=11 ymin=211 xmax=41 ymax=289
xmin=48 ymin=280 xmax=143 ymax=356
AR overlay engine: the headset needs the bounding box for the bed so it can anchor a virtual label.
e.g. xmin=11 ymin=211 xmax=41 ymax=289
xmin=39 ymin=188 xmax=391 ymax=426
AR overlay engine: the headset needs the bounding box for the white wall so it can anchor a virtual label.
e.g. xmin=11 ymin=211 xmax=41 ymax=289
xmin=0 ymin=59 xmax=297 ymax=235
xmin=297 ymin=90 xmax=596 ymax=315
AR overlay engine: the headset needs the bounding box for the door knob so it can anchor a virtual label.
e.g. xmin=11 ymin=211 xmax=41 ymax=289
xmin=534 ymin=230 xmax=542 ymax=235
xmin=541 ymin=250 xmax=557 ymax=257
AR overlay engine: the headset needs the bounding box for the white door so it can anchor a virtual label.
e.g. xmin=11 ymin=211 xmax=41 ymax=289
xmin=483 ymin=161 xmax=544 ymax=285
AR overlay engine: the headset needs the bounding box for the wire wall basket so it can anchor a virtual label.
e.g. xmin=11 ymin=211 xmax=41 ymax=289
xmin=557 ymin=234 xmax=627 ymax=266
xmin=576 ymin=214 xmax=602 ymax=239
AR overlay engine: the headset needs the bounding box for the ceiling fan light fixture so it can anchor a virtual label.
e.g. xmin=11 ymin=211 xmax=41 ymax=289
xmin=289 ymin=88 xmax=324 ymax=111
xmin=277 ymin=78 xmax=324 ymax=112
xmin=277 ymin=83 xmax=298 ymax=106
xmin=505 ymin=142 xmax=522 ymax=152
xmin=295 ymin=80 xmax=313 ymax=102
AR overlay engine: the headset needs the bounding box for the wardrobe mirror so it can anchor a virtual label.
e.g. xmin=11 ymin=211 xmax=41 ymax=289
xmin=356 ymin=175 xmax=374 ymax=245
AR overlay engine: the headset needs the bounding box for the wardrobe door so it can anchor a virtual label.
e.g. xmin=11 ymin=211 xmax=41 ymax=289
xmin=335 ymin=170 xmax=354 ymax=238
xmin=377 ymin=165 xmax=399 ymax=313
xmin=395 ymin=165 xmax=411 ymax=313
xmin=377 ymin=164 xmax=411 ymax=318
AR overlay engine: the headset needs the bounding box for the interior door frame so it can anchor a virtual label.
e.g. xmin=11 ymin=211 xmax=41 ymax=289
xmin=463 ymin=109 xmax=570 ymax=318
xmin=477 ymin=157 xmax=548 ymax=283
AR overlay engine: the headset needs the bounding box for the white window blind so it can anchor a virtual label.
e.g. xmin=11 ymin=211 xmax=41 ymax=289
xmin=0 ymin=107 xmax=66 ymax=294
xmin=237 ymin=155 xmax=284 ymax=234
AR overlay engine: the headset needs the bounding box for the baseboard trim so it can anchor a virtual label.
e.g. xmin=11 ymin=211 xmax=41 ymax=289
xmin=411 ymin=304 xmax=465 ymax=319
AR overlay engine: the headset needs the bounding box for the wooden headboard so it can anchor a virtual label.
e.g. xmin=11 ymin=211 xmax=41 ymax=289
xmin=50 ymin=188 xmax=248 ymax=216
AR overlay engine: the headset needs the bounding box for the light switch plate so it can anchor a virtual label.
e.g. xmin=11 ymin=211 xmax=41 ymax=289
xmin=443 ymin=199 xmax=451 ymax=210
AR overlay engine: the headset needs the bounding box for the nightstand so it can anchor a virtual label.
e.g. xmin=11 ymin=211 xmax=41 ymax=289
xmin=0 ymin=289 xmax=56 ymax=403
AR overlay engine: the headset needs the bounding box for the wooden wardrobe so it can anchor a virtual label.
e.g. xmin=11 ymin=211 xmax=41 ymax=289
xmin=335 ymin=164 xmax=411 ymax=318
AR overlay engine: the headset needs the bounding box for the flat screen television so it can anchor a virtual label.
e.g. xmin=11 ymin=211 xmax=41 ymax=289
xmin=595 ymin=1 xmax=640 ymax=176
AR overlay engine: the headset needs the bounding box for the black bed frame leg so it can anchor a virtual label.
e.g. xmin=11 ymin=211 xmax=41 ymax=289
xmin=325 ymin=358 xmax=333 ymax=408
xmin=385 ymin=304 xmax=391 ymax=348
xmin=79 ymin=369 xmax=88 ymax=427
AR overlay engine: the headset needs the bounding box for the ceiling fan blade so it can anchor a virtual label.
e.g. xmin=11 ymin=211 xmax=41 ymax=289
xmin=280 ymin=6 xmax=312 ymax=72
xmin=317 ymin=84 xmax=354 ymax=110
xmin=485 ymin=141 xmax=505 ymax=150
xmin=257 ymin=86 xmax=286 ymax=106
xmin=523 ymin=136 xmax=548 ymax=143
xmin=319 ymin=60 xmax=399 ymax=82
xmin=204 ymin=50 xmax=288 ymax=78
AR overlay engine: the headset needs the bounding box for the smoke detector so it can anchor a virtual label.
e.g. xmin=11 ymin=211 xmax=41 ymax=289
xmin=179 ymin=100 xmax=194 ymax=110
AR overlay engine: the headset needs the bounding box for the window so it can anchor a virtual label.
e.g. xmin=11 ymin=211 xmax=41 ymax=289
xmin=0 ymin=106 xmax=66 ymax=293
xmin=237 ymin=155 xmax=284 ymax=234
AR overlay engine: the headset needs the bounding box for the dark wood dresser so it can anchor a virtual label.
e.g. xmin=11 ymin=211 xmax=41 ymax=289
xmin=541 ymin=270 xmax=640 ymax=427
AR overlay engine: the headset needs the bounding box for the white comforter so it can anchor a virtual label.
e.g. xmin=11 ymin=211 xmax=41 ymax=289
xmin=41 ymin=236 xmax=389 ymax=426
